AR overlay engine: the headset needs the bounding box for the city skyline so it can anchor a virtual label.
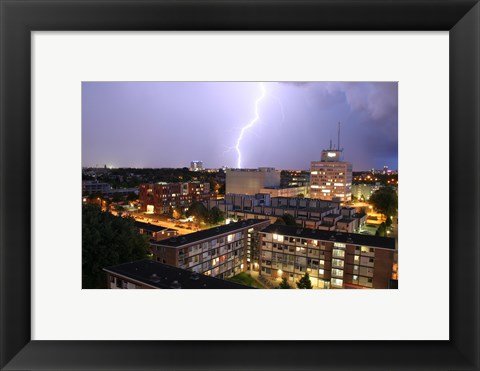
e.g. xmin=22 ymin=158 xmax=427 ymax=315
xmin=82 ymin=81 xmax=398 ymax=170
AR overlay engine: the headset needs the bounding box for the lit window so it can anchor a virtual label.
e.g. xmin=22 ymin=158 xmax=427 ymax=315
xmin=361 ymin=246 xmax=370 ymax=253
xmin=331 ymin=278 xmax=343 ymax=287
xmin=332 ymin=268 xmax=343 ymax=277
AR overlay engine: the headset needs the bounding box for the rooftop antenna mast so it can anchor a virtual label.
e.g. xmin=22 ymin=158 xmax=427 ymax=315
xmin=337 ymin=122 xmax=341 ymax=151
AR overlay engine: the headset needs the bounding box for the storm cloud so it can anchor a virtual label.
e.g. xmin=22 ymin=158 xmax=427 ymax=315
xmin=82 ymin=82 xmax=398 ymax=171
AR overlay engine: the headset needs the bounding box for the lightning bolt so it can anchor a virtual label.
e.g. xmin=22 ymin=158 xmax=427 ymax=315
xmin=235 ymin=82 xmax=267 ymax=168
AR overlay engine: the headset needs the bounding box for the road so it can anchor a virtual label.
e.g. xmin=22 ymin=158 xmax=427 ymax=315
xmin=129 ymin=212 xmax=201 ymax=235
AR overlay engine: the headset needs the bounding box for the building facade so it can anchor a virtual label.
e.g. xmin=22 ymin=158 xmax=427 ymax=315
xmin=259 ymin=185 xmax=309 ymax=198
xmin=82 ymin=180 xmax=112 ymax=195
xmin=226 ymin=167 xmax=281 ymax=195
xmin=150 ymin=219 xmax=270 ymax=280
xmin=310 ymin=149 xmax=353 ymax=202
xmin=139 ymin=182 xmax=211 ymax=214
xmin=258 ymin=224 xmax=396 ymax=289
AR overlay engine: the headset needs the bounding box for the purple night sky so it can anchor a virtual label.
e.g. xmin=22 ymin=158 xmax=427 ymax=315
xmin=82 ymin=82 xmax=398 ymax=171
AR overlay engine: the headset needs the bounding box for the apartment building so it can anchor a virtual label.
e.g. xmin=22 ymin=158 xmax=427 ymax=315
xmin=310 ymin=149 xmax=353 ymax=202
xmin=134 ymin=221 xmax=178 ymax=241
xmin=204 ymin=194 xmax=366 ymax=232
xmin=226 ymin=167 xmax=281 ymax=195
xmin=104 ymin=259 xmax=251 ymax=289
xmin=139 ymin=181 xmax=211 ymax=214
xmin=258 ymin=224 xmax=396 ymax=289
xmin=150 ymin=219 xmax=270 ymax=279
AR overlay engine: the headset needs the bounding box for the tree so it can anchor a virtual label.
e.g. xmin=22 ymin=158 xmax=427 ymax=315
xmin=186 ymin=201 xmax=208 ymax=222
xmin=297 ymin=193 xmax=305 ymax=199
xmin=111 ymin=192 xmax=123 ymax=203
xmin=281 ymin=214 xmax=298 ymax=226
xmin=274 ymin=217 xmax=286 ymax=225
xmin=126 ymin=192 xmax=137 ymax=202
xmin=385 ymin=216 xmax=393 ymax=227
xmin=369 ymin=187 xmax=398 ymax=218
xmin=296 ymin=272 xmax=313 ymax=289
xmin=82 ymin=204 xmax=150 ymax=289
xmin=172 ymin=207 xmax=183 ymax=220
xmin=113 ymin=203 xmax=124 ymax=216
xmin=375 ymin=222 xmax=387 ymax=237
xmin=279 ymin=277 xmax=291 ymax=289
xmin=208 ymin=207 xmax=225 ymax=224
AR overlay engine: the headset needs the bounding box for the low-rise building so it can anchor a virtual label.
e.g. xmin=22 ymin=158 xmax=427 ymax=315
xmin=104 ymin=259 xmax=251 ymax=289
xmin=150 ymin=219 xmax=270 ymax=279
xmin=352 ymin=183 xmax=381 ymax=201
xmin=258 ymin=224 xmax=396 ymax=289
xmin=82 ymin=180 xmax=112 ymax=195
xmin=134 ymin=221 xmax=178 ymax=241
xmin=259 ymin=185 xmax=309 ymax=198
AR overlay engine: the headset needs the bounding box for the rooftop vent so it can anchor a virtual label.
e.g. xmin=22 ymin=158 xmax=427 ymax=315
xmin=296 ymin=229 xmax=303 ymax=235
xmin=149 ymin=273 xmax=161 ymax=283
xmin=170 ymin=280 xmax=182 ymax=289
xmin=189 ymin=272 xmax=200 ymax=281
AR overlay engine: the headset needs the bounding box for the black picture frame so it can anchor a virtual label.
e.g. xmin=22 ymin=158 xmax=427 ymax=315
xmin=1 ymin=1 xmax=479 ymax=370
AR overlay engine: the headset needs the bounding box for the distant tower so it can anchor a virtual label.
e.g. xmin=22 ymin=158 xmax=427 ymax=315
xmin=337 ymin=122 xmax=341 ymax=150
xmin=190 ymin=161 xmax=204 ymax=172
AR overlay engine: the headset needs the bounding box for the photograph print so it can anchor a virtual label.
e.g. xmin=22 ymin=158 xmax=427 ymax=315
xmin=82 ymin=81 xmax=398 ymax=290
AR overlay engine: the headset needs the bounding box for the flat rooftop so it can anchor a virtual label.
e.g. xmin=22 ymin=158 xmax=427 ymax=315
xmin=261 ymin=224 xmax=396 ymax=250
xmin=152 ymin=219 xmax=270 ymax=248
xmin=134 ymin=221 xmax=168 ymax=233
xmin=324 ymin=213 xmax=342 ymax=218
xmin=104 ymin=260 xmax=252 ymax=289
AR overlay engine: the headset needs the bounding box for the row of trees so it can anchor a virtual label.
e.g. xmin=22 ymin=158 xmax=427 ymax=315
xmin=82 ymin=204 xmax=150 ymax=289
xmin=186 ymin=202 xmax=225 ymax=225
xmin=278 ymin=272 xmax=313 ymax=289
xmin=369 ymin=186 xmax=398 ymax=218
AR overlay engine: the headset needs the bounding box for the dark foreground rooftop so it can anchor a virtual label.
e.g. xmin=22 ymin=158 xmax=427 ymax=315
xmin=104 ymin=259 xmax=253 ymax=289
xmin=261 ymin=224 xmax=396 ymax=250
xmin=134 ymin=221 xmax=168 ymax=233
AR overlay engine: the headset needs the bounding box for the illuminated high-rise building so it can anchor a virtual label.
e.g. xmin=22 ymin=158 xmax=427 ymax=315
xmin=310 ymin=123 xmax=352 ymax=202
